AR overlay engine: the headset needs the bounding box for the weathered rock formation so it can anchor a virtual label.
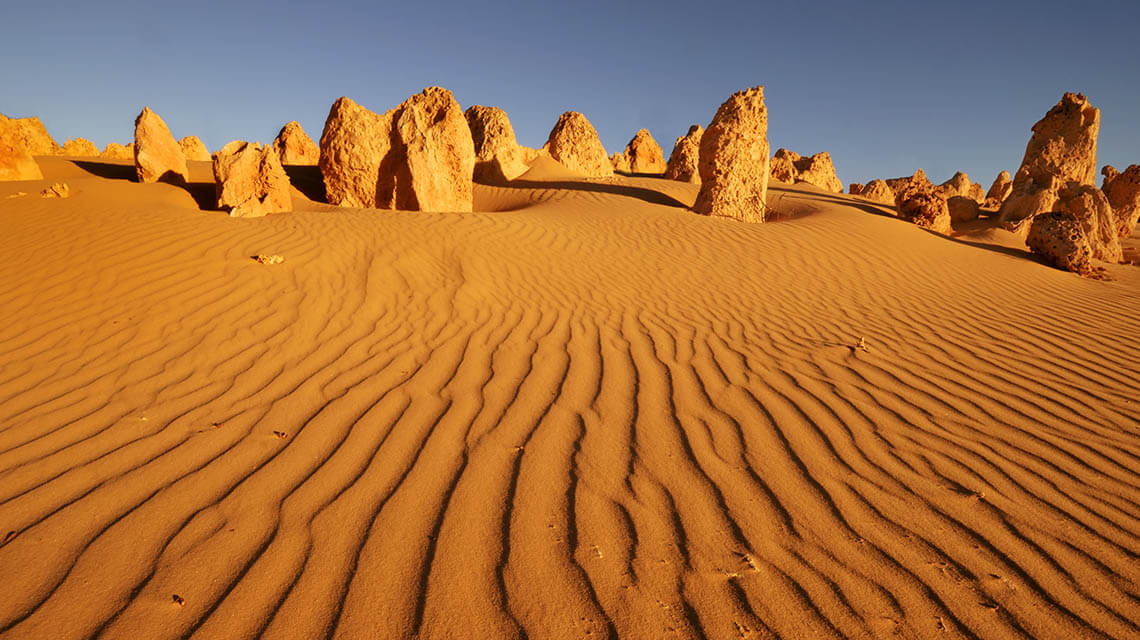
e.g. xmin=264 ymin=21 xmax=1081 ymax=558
xmin=1101 ymin=164 xmax=1140 ymax=237
xmin=610 ymin=152 xmax=631 ymax=173
xmin=1026 ymin=211 xmax=1097 ymax=276
xmin=983 ymin=170 xmax=1013 ymax=209
xmin=465 ymin=105 xmax=529 ymax=182
xmin=614 ymin=129 xmax=666 ymax=174
xmin=664 ymin=125 xmax=703 ymax=183
xmin=60 ymin=137 xmax=99 ymax=156
xmin=858 ymin=179 xmax=894 ymax=205
xmin=100 ymin=142 xmax=133 ymax=160
xmin=273 ymin=121 xmax=320 ymax=165
xmin=947 ymin=196 xmax=980 ymax=223
xmin=1101 ymin=165 xmax=1119 ymax=188
xmin=768 ymin=149 xmax=842 ymax=193
xmin=0 ymin=113 xmax=59 ymax=155
xmin=545 ymin=111 xmax=613 ymax=178
xmin=1053 ymin=183 xmax=1122 ymax=262
xmin=848 ymin=183 xmax=864 ymax=195
xmin=134 ymin=107 xmax=188 ymax=185
xmin=0 ymin=137 xmax=43 ymax=181
xmin=40 ymin=182 xmax=70 ymax=198
xmin=885 ymin=169 xmax=931 ymax=198
xmin=319 ymin=87 xmax=475 ymax=212
xmin=213 ymin=140 xmax=292 ymax=217
xmin=692 ymin=86 xmax=770 ymax=222
xmin=937 ymin=171 xmax=984 ymax=202
xmin=999 ymin=93 xmax=1100 ymax=223
xmin=894 ymin=182 xmax=952 ymax=234
xmin=178 ymin=136 xmax=211 ymax=162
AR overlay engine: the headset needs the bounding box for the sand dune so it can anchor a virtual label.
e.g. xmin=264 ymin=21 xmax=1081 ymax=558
xmin=1 ymin=158 xmax=1138 ymax=639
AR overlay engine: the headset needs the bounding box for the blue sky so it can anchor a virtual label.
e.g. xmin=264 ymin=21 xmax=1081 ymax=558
xmin=2 ymin=0 xmax=1137 ymax=187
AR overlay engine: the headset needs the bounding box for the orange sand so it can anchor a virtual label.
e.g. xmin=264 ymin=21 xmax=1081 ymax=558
xmin=0 ymin=157 xmax=1138 ymax=639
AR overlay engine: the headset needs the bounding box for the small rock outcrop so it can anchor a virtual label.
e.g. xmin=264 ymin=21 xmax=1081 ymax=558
xmin=101 ymin=142 xmax=132 ymax=160
xmin=885 ymin=169 xmax=931 ymax=198
xmin=0 ymin=113 xmax=59 ymax=155
xmin=1026 ymin=211 xmax=1098 ymax=276
xmin=692 ymin=86 xmax=770 ymax=222
xmin=319 ymin=87 xmax=475 ymax=212
xmin=895 ymin=185 xmax=952 ymax=234
xmin=610 ymin=152 xmax=631 ymax=173
xmin=545 ymin=111 xmax=613 ymax=178
xmin=60 ymin=137 xmax=99 ymax=156
xmin=848 ymin=183 xmax=864 ymax=195
xmin=983 ymin=170 xmax=1013 ymax=209
xmin=947 ymin=196 xmax=980 ymax=223
xmin=465 ymin=105 xmax=529 ymax=182
xmin=179 ymin=136 xmax=211 ymax=162
xmin=768 ymin=149 xmax=842 ymax=193
xmin=664 ymin=125 xmax=703 ymax=183
xmin=0 ymin=137 xmax=43 ymax=181
xmin=1101 ymin=164 xmax=1140 ymax=237
xmin=614 ymin=129 xmax=666 ymax=174
xmin=858 ymin=179 xmax=894 ymax=205
xmin=937 ymin=171 xmax=984 ymax=202
xmin=1054 ymin=183 xmax=1122 ymax=262
xmin=999 ymin=93 xmax=1100 ymax=223
xmin=212 ymin=140 xmax=292 ymax=217
xmin=273 ymin=121 xmax=320 ymax=165
xmin=40 ymin=182 xmax=70 ymax=198
xmin=134 ymin=107 xmax=188 ymax=185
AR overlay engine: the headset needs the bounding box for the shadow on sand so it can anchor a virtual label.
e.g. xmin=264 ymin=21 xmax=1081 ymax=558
xmin=496 ymin=178 xmax=688 ymax=208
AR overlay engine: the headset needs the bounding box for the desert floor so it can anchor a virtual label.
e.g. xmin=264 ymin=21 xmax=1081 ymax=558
xmin=1 ymin=157 xmax=1138 ymax=640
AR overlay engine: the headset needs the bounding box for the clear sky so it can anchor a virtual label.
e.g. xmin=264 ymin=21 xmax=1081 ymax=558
xmin=2 ymin=0 xmax=1137 ymax=187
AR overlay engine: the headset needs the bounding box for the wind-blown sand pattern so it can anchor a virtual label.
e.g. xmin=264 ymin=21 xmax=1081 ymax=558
xmin=1 ymin=158 xmax=1139 ymax=639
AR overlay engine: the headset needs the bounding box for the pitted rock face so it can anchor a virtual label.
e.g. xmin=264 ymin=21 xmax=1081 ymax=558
xmin=273 ymin=121 xmax=320 ymax=166
xmin=319 ymin=87 xmax=475 ymax=212
xmin=858 ymin=179 xmax=894 ymax=205
xmin=465 ymin=105 xmax=528 ymax=182
xmin=885 ymin=169 xmax=931 ymax=198
xmin=769 ymin=149 xmax=799 ymax=184
xmin=134 ymin=107 xmax=188 ymax=185
xmin=213 ymin=140 xmax=292 ymax=218
xmin=937 ymin=171 xmax=984 ymax=203
xmin=1101 ymin=164 xmax=1140 ymax=237
xmin=849 ymin=183 xmax=864 ymax=196
xmin=0 ymin=113 xmax=59 ymax=155
xmin=793 ymin=151 xmax=842 ymax=193
xmin=545 ymin=111 xmax=613 ymax=178
xmin=0 ymin=135 xmax=43 ymax=181
xmin=1026 ymin=211 xmax=1097 ymax=276
xmin=60 ymin=137 xmax=99 ymax=157
xmin=664 ymin=125 xmax=703 ymax=183
xmin=692 ymin=86 xmax=770 ymax=222
xmin=178 ymin=136 xmax=211 ymax=162
xmin=1054 ymin=183 xmax=1122 ymax=263
xmin=1000 ymin=93 xmax=1100 ymax=223
xmin=610 ymin=152 xmax=631 ymax=173
xmin=620 ymin=129 xmax=666 ymax=174
xmin=984 ymin=170 xmax=1013 ymax=208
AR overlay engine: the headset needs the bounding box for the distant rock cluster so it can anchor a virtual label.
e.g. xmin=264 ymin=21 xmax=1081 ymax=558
xmin=610 ymin=129 xmax=666 ymax=174
xmin=769 ymin=149 xmax=842 ymax=193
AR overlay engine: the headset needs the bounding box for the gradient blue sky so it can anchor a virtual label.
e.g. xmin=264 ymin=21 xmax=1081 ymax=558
xmin=3 ymin=0 xmax=1137 ymax=187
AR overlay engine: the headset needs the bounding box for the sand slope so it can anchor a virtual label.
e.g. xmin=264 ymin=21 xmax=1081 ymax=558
xmin=0 ymin=159 xmax=1138 ymax=639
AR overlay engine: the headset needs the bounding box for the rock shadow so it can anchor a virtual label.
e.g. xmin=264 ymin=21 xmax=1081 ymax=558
xmin=72 ymin=160 xmax=215 ymax=210
xmin=498 ymin=179 xmax=688 ymax=208
xmin=283 ymin=164 xmax=327 ymax=203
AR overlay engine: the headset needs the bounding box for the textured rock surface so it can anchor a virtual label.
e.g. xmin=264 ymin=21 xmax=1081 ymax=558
xmin=465 ymin=105 xmax=529 ymax=182
xmin=986 ymin=170 xmax=1013 ymax=202
xmin=692 ymin=86 xmax=770 ymax=222
xmin=1026 ymin=211 xmax=1097 ymax=276
xmin=794 ymin=151 xmax=843 ymax=193
xmin=273 ymin=121 xmax=320 ymax=165
xmin=40 ymin=182 xmax=70 ymax=198
xmin=60 ymin=137 xmax=99 ymax=156
xmin=848 ymin=183 xmax=864 ymax=195
xmin=395 ymin=87 xmax=475 ymax=212
xmin=100 ymin=142 xmax=133 ymax=160
xmin=134 ymin=107 xmax=188 ymax=185
xmin=320 ymin=88 xmax=474 ymax=212
xmin=212 ymin=140 xmax=292 ymax=217
xmin=664 ymin=125 xmax=703 ymax=183
xmin=858 ymin=179 xmax=894 ymax=205
xmin=894 ymin=180 xmax=951 ymax=233
xmin=545 ymin=111 xmax=613 ymax=178
xmin=621 ymin=129 xmax=666 ymax=173
xmin=610 ymin=152 xmax=631 ymax=173
xmin=178 ymin=136 xmax=211 ymax=162
xmin=1101 ymin=165 xmax=1119 ymax=189
xmin=999 ymin=93 xmax=1100 ymax=223
xmin=885 ymin=169 xmax=931 ymax=198
xmin=1054 ymin=183 xmax=1122 ymax=262
xmin=0 ymin=137 xmax=43 ymax=181
xmin=0 ymin=113 xmax=59 ymax=155
xmin=1101 ymin=164 xmax=1140 ymax=237
xmin=769 ymin=149 xmax=799 ymax=183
